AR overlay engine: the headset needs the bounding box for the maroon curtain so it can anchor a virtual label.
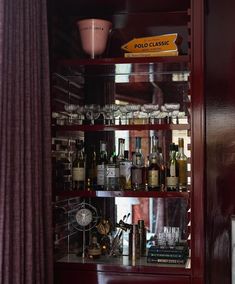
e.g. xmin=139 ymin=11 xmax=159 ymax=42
xmin=0 ymin=0 xmax=53 ymax=283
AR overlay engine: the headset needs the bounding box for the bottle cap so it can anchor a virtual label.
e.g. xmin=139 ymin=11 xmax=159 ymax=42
xmin=124 ymin=150 xmax=129 ymax=159
xmin=178 ymin=138 xmax=184 ymax=147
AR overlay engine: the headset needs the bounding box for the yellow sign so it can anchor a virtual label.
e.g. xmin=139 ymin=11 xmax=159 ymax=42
xmin=121 ymin=33 xmax=181 ymax=53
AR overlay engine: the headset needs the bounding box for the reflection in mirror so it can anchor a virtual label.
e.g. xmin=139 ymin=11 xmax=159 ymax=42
xmin=115 ymin=197 xmax=188 ymax=254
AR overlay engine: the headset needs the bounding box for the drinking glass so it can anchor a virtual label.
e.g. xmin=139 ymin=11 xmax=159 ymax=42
xmin=125 ymin=104 xmax=140 ymax=124
xmin=141 ymin=104 xmax=159 ymax=124
xmin=64 ymin=104 xmax=78 ymax=125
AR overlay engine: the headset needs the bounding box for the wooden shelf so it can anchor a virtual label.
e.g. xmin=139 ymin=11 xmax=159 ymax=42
xmin=55 ymin=254 xmax=191 ymax=275
xmin=53 ymin=123 xmax=190 ymax=132
xmin=55 ymin=190 xmax=190 ymax=199
xmin=58 ymin=55 xmax=189 ymax=66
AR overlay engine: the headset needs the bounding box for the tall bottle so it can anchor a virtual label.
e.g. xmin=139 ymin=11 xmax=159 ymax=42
xmin=158 ymin=146 xmax=166 ymax=191
xmin=119 ymin=150 xmax=132 ymax=190
xmin=166 ymin=143 xmax=179 ymax=191
xmin=176 ymin=138 xmax=187 ymax=191
xmin=131 ymin=137 xmax=145 ymax=190
xmin=116 ymin=138 xmax=125 ymax=162
xmin=105 ymin=152 xmax=120 ymax=191
xmin=72 ymin=140 xmax=85 ymax=190
xmin=147 ymin=136 xmax=161 ymax=191
xmin=97 ymin=141 xmax=108 ymax=190
xmin=86 ymin=145 xmax=97 ymax=190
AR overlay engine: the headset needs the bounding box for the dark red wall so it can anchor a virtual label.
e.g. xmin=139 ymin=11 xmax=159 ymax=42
xmin=205 ymin=1 xmax=235 ymax=283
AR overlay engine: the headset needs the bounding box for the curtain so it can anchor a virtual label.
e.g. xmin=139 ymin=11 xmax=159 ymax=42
xmin=0 ymin=0 xmax=52 ymax=283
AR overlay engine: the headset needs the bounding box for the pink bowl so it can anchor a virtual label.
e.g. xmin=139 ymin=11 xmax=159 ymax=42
xmin=77 ymin=18 xmax=112 ymax=58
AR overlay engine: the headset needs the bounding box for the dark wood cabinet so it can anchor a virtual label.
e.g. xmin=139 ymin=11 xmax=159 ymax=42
xmin=49 ymin=1 xmax=205 ymax=283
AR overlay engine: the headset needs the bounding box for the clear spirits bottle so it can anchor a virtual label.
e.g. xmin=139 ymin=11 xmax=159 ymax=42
xmin=176 ymin=138 xmax=187 ymax=191
xmin=131 ymin=137 xmax=145 ymax=190
xmin=105 ymin=153 xmax=120 ymax=191
xmin=158 ymin=146 xmax=166 ymax=191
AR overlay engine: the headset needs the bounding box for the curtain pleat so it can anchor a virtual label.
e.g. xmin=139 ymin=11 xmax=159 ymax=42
xmin=0 ymin=0 xmax=53 ymax=283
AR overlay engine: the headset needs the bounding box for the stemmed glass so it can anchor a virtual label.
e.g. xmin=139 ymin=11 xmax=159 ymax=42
xmin=64 ymin=104 xmax=78 ymax=125
xmin=161 ymin=103 xmax=180 ymax=124
xmin=102 ymin=104 xmax=119 ymax=125
xmin=141 ymin=104 xmax=159 ymax=124
xmin=119 ymin=105 xmax=129 ymax=125
xmin=84 ymin=104 xmax=101 ymax=125
xmin=125 ymin=104 xmax=141 ymax=124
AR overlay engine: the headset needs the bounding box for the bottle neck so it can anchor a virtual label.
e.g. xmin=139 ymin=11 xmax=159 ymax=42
xmin=100 ymin=142 xmax=107 ymax=158
xmin=117 ymin=139 xmax=125 ymax=160
xmin=135 ymin=137 xmax=142 ymax=153
xmin=151 ymin=136 xmax=159 ymax=154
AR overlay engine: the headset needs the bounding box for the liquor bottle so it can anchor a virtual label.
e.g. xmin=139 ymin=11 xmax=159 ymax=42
xmin=72 ymin=140 xmax=85 ymax=190
xmin=131 ymin=137 xmax=145 ymax=190
xmin=56 ymin=152 xmax=72 ymax=191
xmin=97 ymin=141 xmax=108 ymax=190
xmin=158 ymin=146 xmax=166 ymax=190
xmin=105 ymin=153 xmax=120 ymax=191
xmin=147 ymin=136 xmax=160 ymax=191
xmin=119 ymin=150 xmax=132 ymax=190
xmin=86 ymin=145 xmax=97 ymax=190
xmin=166 ymin=143 xmax=179 ymax=191
xmin=116 ymin=138 xmax=125 ymax=162
xmin=176 ymin=138 xmax=187 ymax=191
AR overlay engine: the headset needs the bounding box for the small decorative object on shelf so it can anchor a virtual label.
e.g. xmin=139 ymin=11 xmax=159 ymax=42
xmin=77 ymin=18 xmax=112 ymax=59
xmin=121 ymin=33 xmax=182 ymax=57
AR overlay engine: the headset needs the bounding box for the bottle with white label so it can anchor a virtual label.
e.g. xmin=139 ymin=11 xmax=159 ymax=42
xmin=72 ymin=140 xmax=85 ymax=190
xmin=166 ymin=143 xmax=179 ymax=191
xmin=147 ymin=136 xmax=160 ymax=191
xmin=105 ymin=154 xmax=120 ymax=191
xmin=119 ymin=150 xmax=132 ymax=190
xmin=97 ymin=141 xmax=108 ymax=190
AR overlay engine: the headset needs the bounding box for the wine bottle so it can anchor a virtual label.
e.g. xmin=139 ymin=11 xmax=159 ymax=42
xmin=86 ymin=145 xmax=97 ymax=190
xmin=131 ymin=137 xmax=145 ymax=190
xmin=166 ymin=143 xmax=179 ymax=191
xmin=72 ymin=140 xmax=85 ymax=190
xmin=176 ymin=138 xmax=187 ymax=191
xmin=119 ymin=150 xmax=132 ymax=190
xmin=97 ymin=141 xmax=108 ymax=190
xmin=158 ymin=146 xmax=166 ymax=190
xmin=147 ymin=136 xmax=160 ymax=191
